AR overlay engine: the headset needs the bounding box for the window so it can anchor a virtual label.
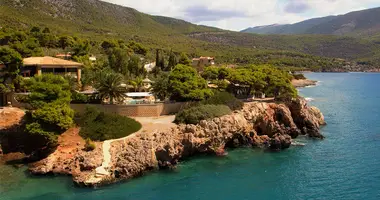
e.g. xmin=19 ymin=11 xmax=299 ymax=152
xmin=54 ymin=68 xmax=65 ymax=73
xmin=42 ymin=68 xmax=54 ymax=73
xmin=67 ymin=68 xmax=78 ymax=73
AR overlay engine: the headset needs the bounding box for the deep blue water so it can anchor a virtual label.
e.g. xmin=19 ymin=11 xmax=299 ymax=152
xmin=2 ymin=73 xmax=380 ymax=200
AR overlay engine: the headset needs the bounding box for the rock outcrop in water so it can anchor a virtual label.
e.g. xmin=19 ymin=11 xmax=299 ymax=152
xmin=28 ymin=97 xmax=325 ymax=187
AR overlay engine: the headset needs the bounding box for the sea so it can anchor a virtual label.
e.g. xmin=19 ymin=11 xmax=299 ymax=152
xmin=1 ymin=73 xmax=380 ymax=200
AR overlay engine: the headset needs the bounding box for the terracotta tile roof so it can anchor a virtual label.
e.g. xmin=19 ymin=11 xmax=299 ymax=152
xmin=23 ymin=56 xmax=83 ymax=67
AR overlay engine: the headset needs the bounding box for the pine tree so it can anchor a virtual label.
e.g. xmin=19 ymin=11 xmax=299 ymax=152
xmin=167 ymin=50 xmax=177 ymax=71
xmin=178 ymin=52 xmax=191 ymax=66
xmin=155 ymin=49 xmax=165 ymax=70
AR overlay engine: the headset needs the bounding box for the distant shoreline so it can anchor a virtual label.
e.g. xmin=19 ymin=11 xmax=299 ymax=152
xmin=292 ymin=79 xmax=317 ymax=88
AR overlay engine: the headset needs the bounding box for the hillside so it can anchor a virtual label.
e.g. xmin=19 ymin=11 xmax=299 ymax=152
xmin=241 ymin=16 xmax=336 ymax=35
xmin=189 ymin=32 xmax=378 ymax=61
xmin=241 ymin=7 xmax=380 ymax=38
xmin=0 ymin=0 xmax=380 ymax=70
xmin=0 ymin=0 xmax=219 ymax=51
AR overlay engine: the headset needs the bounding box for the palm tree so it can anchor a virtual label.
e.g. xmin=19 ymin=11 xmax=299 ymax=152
xmin=63 ymin=75 xmax=79 ymax=92
xmin=94 ymin=71 xmax=127 ymax=104
xmin=129 ymin=77 xmax=144 ymax=92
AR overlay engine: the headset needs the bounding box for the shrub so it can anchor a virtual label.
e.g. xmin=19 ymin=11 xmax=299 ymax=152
xmin=31 ymin=103 xmax=74 ymax=131
xmin=293 ymin=73 xmax=306 ymax=80
xmin=174 ymin=104 xmax=231 ymax=125
xmin=71 ymin=92 xmax=88 ymax=103
xmin=78 ymin=106 xmax=142 ymax=141
xmin=20 ymin=74 xmax=75 ymax=157
xmin=25 ymin=122 xmax=59 ymax=149
xmin=84 ymin=138 xmax=96 ymax=151
xmin=202 ymin=91 xmax=243 ymax=111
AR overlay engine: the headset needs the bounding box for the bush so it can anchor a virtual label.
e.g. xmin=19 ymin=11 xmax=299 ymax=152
xmin=84 ymin=138 xmax=96 ymax=151
xmin=71 ymin=92 xmax=88 ymax=103
xmin=174 ymin=104 xmax=231 ymax=125
xmin=31 ymin=103 xmax=74 ymax=131
xmin=293 ymin=73 xmax=306 ymax=80
xmin=78 ymin=106 xmax=142 ymax=141
xmin=202 ymin=91 xmax=243 ymax=111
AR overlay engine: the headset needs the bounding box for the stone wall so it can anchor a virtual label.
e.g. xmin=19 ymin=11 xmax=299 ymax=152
xmin=70 ymin=102 xmax=188 ymax=117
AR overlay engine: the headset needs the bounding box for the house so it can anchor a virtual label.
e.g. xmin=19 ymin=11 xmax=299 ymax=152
xmin=144 ymin=62 xmax=156 ymax=72
xmin=192 ymin=57 xmax=215 ymax=71
xmin=22 ymin=56 xmax=83 ymax=83
xmin=55 ymin=53 xmax=72 ymax=60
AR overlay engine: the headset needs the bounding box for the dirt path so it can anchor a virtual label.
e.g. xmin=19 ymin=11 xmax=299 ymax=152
xmin=0 ymin=107 xmax=25 ymax=129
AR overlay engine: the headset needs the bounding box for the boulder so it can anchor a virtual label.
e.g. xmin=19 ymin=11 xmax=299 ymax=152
xmin=269 ymin=133 xmax=292 ymax=150
xmin=287 ymin=97 xmax=326 ymax=138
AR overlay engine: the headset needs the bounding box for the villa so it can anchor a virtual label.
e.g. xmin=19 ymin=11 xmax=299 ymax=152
xmin=144 ymin=62 xmax=156 ymax=72
xmin=192 ymin=56 xmax=215 ymax=71
xmin=21 ymin=56 xmax=83 ymax=83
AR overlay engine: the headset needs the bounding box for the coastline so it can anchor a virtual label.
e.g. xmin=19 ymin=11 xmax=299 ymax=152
xmin=292 ymin=79 xmax=318 ymax=88
xmin=25 ymin=97 xmax=325 ymax=187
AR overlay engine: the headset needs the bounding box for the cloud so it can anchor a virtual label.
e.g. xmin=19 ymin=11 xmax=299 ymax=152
xmin=284 ymin=0 xmax=310 ymax=13
xmin=102 ymin=0 xmax=380 ymax=31
xmin=183 ymin=5 xmax=247 ymax=22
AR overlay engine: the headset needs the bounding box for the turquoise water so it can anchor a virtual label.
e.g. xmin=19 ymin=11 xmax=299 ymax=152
xmin=2 ymin=73 xmax=380 ymax=200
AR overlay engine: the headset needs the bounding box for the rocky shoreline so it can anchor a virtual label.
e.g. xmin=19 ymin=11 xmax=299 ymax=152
xmin=292 ymin=79 xmax=318 ymax=88
xmin=27 ymin=97 xmax=325 ymax=187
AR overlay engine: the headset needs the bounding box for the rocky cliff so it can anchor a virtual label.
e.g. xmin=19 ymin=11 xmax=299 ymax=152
xmin=29 ymin=97 xmax=325 ymax=187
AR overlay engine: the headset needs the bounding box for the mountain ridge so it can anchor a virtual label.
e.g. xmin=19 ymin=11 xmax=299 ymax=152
xmin=1 ymin=0 xmax=380 ymax=69
xmin=241 ymin=7 xmax=380 ymax=37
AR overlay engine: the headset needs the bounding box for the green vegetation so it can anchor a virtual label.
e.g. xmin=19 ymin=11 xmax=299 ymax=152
xmin=23 ymin=74 xmax=74 ymax=153
xmin=293 ymin=74 xmax=306 ymax=80
xmin=0 ymin=47 xmax=23 ymax=93
xmin=84 ymin=138 xmax=96 ymax=151
xmin=168 ymin=64 xmax=213 ymax=101
xmin=201 ymin=65 xmax=297 ymax=100
xmin=241 ymin=7 xmax=380 ymax=38
xmin=1 ymin=0 xmax=379 ymax=71
xmin=227 ymin=65 xmax=297 ymax=99
xmin=174 ymin=104 xmax=231 ymax=125
xmin=202 ymin=92 xmax=244 ymax=111
xmin=151 ymin=72 xmax=170 ymax=101
xmin=92 ymin=70 xmax=127 ymax=104
xmin=77 ymin=106 xmax=142 ymax=141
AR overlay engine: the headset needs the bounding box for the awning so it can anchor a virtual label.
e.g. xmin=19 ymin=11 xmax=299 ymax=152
xmin=126 ymin=92 xmax=153 ymax=97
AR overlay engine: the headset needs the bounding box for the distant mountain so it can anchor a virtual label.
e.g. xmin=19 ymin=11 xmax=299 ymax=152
xmin=1 ymin=0 xmax=380 ymax=70
xmin=241 ymin=24 xmax=287 ymax=34
xmin=0 ymin=0 xmax=219 ymax=38
xmin=242 ymin=7 xmax=380 ymax=37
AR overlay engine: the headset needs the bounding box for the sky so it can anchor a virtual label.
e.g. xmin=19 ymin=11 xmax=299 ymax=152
xmin=103 ymin=0 xmax=380 ymax=31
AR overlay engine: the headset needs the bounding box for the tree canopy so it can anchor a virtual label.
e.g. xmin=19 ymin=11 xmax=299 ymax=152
xmin=0 ymin=47 xmax=23 ymax=93
xmin=23 ymin=74 xmax=75 ymax=155
xmin=93 ymin=70 xmax=127 ymax=104
xmin=168 ymin=64 xmax=213 ymax=101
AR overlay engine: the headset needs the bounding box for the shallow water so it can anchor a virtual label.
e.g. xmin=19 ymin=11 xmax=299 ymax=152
xmin=2 ymin=73 xmax=380 ymax=200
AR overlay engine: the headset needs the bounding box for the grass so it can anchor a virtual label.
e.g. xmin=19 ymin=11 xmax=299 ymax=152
xmin=77 ymin=106 xmax=142 ymax=141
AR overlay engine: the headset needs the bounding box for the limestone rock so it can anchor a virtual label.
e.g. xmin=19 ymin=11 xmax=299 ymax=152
xmin=287 ymin=97 xmax=326 ymax=138
xmin=26 ymin=97 xmax=325 ymax=187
